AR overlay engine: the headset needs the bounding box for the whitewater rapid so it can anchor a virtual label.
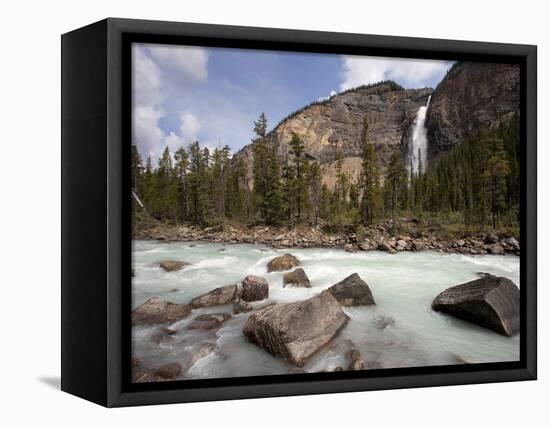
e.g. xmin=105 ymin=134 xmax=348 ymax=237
xmin=132 ymin=240 xmax=520 ymax=379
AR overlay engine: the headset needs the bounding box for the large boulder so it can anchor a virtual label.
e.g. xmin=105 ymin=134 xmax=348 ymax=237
xmin=327 ymin=273 xmax=375 ymax=306
xmin=132 ymin=297 xmax=192 ymax=325
xmin=190 ymin=284 xmax=238 ymax=308
xmin=283 ymin=268 xmax=311 ymax=288
xmin=243 ymin=291 xmax=349 ymax=367
xmin=432 ymin=276 xmax=519 ymax=336
xmin=241 ymin=275 xmax=269 ymax=302
xmin=267 ymin=253 xmax=300 ymax=272
xmin=158 ymin=260 xmax=189 ymax=272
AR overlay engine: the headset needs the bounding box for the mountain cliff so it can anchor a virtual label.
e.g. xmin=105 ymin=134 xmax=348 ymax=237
xmin=235 ymin=62 xmax=520 ymax=189
xmin=236 ymin=82 xmax=432 ymax=189
xmin=425 ymin=61 xmax=520 ymax=158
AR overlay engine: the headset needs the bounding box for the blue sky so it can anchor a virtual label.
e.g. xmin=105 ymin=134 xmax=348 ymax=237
xmin=132 ymin=43 xmax=453 ymax=163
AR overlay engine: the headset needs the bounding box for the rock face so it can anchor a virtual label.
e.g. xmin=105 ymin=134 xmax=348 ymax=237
xmin=243 ymin=291 xmax=350 ymax=366
xmin=235 ymin=82 xmax=432 ymax=189
xmin=267 ymin=253 xmax=300 ymax=272
xmin=432 ymin=276 xmax=519 ymax=336
xmin=190 ymin=284 xmax=238 ymax=308
xmin=158 ymin=260 xmax=189 ymax=272
xmin=425 ymin=62 xmax=520 ymax=158
xmin=241 ymin=275 xmax=269 ymax=302
xmin=328 ymin=273 xmax=375 ymax=306
xmin=132 ymin=297 xmax=192 ymax=325
xmin=283 ymin=268 xmax=311 ymax=288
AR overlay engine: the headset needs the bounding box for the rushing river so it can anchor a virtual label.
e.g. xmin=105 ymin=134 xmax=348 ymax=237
xmin=132 ymin=240 xmax=520 ymax=380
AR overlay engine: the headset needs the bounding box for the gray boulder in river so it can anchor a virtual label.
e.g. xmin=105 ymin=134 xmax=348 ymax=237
xmin=283 ymin=268 xmax=311 ymax=288
xmin=132 ymin=297 xmax=192 ymax=325
xmin=190 ymin=284 xmax=238 ymax=308
xmin=431 ymin=275 xmax=519 ymax=336
xmin=241 ymin=275 xmax=269 ymax=301
xmin=328 ymin=273 xmax=376 ymax=306
xmin=267 ymin=253 xmax=300 ymax=272
xmin=158 ymin=260 xmax=189 ymax=272
xmin=243 ymin=290 xmax=349 ymax=367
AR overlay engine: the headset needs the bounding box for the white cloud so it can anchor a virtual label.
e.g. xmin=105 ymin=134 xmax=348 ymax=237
xmin=179 ymin=112 xmax=201 ymax=143
xmin=133 ymin=46 xmax=162 ymax=106
xmin=132 ymin=44 xmax=209 ymax=163
xmin=340 ymin=56 xmax=452 ymax=91
xmin=147 ymin=44 xmax=208 ymax=83
xmin=133 ymin=105 xmax=165 ymax=161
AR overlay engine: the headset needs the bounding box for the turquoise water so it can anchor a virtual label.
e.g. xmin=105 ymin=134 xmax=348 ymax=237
xmin=132 ymin=240 xmax=520 ymax=379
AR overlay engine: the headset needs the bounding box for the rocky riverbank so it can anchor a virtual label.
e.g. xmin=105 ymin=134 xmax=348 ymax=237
xmin=134 ymin=221 xmax=520 ymax=256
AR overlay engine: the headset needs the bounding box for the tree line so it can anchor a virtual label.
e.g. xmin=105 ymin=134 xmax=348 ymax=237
xmin=132 ymin=112 xmax=519 ymax=232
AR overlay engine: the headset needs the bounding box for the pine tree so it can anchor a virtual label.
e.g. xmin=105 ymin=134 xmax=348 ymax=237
xmin=334 ymin=149 xmax=346 ymax=215
xmin=385 ymin=152 xmax=406 ymax=233
xmin=308 ymin=161 xmax=322 ymax=224
xmin=289 ymin=133 xmax=309 ymax=222
xmin=484 ymin=137 xmax=511 ymax=229
xmin=174 ymin=146 xmax=189 ymax=221
xmin=359 ymin=118 xmax=382 ymax=225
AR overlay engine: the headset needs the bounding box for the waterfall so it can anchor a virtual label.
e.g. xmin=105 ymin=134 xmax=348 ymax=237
xmin=408 ymin=96 xmax=431 ymax=174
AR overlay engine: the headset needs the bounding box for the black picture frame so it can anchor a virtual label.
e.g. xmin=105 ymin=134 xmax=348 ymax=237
xmin=61 ymin=17 xmax=537 ymax=407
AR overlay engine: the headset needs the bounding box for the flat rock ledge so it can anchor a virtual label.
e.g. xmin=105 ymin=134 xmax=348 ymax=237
xmin=267 ymin=253 xmax=300 ymax=272
xmin=328 ymin=273 xmax=375 ymax=306
xmin=432 ymin=275 xmax=519 ymax=336
xmin=158 ymin=260 xmax=189 ymax=272
xmin=241 ymin=275 xmax=269 ymax=302
xmin=190 ymin=284 xmax=238 ymax=308
xmin=283 ymin=268 xmax=311 ymax=288
xmin=132 ymin=297 xmax=192 ymax=325
xmin=243 ymin=290 xmax=349 ymax=367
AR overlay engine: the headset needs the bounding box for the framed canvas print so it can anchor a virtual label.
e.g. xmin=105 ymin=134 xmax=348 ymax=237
xmin=61 ymin=18 xmax=537 ymax=407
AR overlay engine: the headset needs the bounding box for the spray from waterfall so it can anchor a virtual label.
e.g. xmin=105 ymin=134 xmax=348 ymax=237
xmin=408 ymin=96 xmax=431 ymax=174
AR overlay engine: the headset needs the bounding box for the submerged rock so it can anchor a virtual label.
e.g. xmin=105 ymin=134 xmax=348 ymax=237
xmin=188 ymin=342 xmax=218 ymax=367
xmin=190 ymin=284 xmax=238 ymax=308
xmin=243 ymin=291 xmax=349 ymax=367
xmin=151 ymin=326 xmax=178 ymax=344
xmin=328 ymin=273 xmax=375 ymax=306
xmin=347 ymin=348 xmax=366 ymax=371
xmin=154 ymin=362 xmax=182 ymax=379
xmin=267 ymin=253 xmax=300 ymax=272
xmin=233 ymin=298 xmax=253 ymax=314
xmin=283 ymin=268 xmax=311 ymax=288
xmin=432 ymin=276 xmax=519 ymax=336
xmin=158 ymin=260 xmax=189 ymax=272
xmin=187 ymin=313 xmax=232 ymax=331
xmin=374 ymin=315 xmax=395 ymax=330
xmin=132 ymin=297 xmax=192 ymax=325
xmin=241 ymin=275 xmax=269 ymax=302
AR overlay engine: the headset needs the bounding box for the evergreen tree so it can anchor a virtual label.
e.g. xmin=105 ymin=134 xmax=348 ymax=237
xmin=288 ymin=133 xmax=309 ymax=222
xmin=484 ymin=137 xmax=511 ymax=229
xmin=359 ymin=119 xmax=382 ymax=225
xmin=385 ymin=152 xmax=407 ymax=233
xmin=174 ymin=147 xmax=189 ymax=221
